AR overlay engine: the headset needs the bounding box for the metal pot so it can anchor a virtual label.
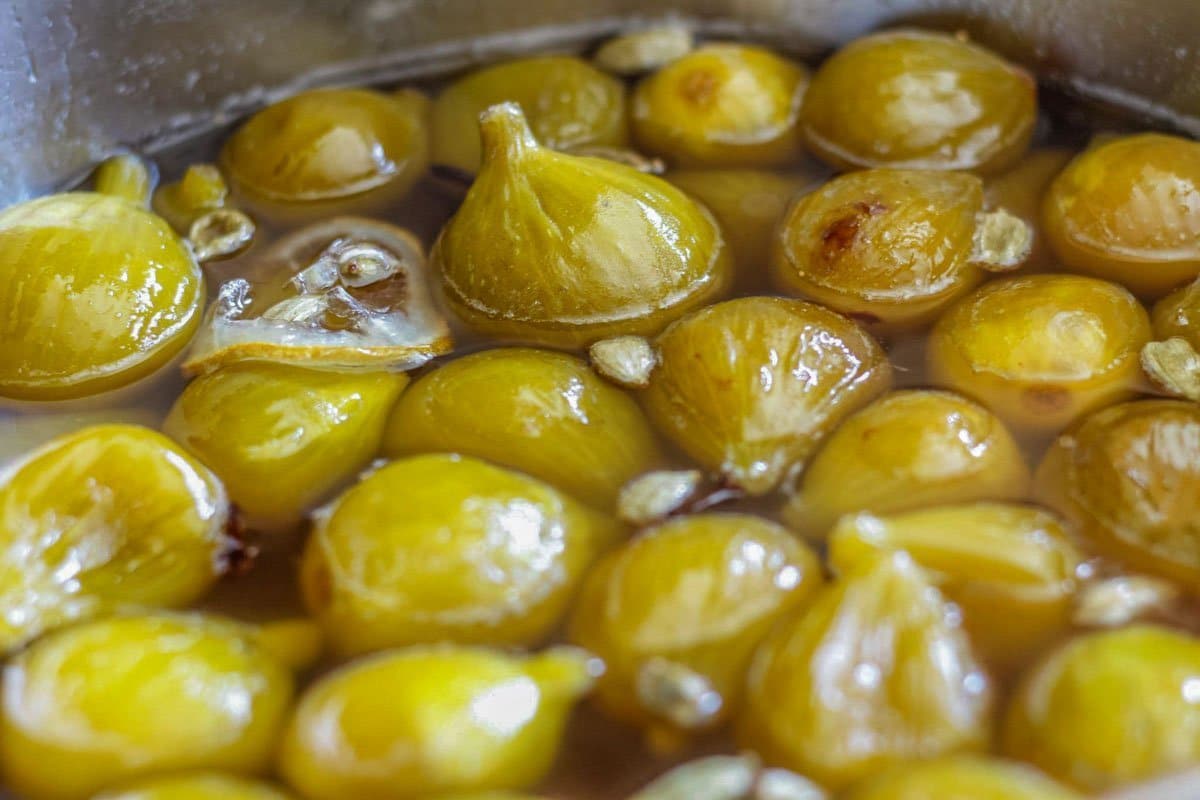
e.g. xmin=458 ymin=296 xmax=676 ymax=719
xmin=1 ymin=1 xmax=1199 ymax=797
xmin=2 ymin=0 xmax=1199 ymax=207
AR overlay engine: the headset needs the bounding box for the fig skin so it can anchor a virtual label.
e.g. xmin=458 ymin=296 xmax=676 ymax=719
xmin=640 ymin=296 xmax=892 ymax=495
xmin=431 ymin=55 xmax=628 ymax=174
xmin=433 ymin=102 xmax=732 ymax=349
xmin=1043 ymin=133 xmax=1200 ymax=297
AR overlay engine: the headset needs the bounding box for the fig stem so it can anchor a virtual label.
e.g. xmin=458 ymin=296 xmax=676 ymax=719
xmin=478 ymin=101 xmax=540 ymax=164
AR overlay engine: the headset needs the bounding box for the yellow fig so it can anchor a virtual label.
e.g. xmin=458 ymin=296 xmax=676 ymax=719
xmin=0 ymin=193 xmax=203 ymax=401
xmin=433 ymin=102 xmax=732 ymax=348
xmin=431 ymin=56 xmax=628 ymax=174
xmin=738 ymin=551 xmax=993 ymax=790
xmin=641 ymin=296 xmax=891 ymax=495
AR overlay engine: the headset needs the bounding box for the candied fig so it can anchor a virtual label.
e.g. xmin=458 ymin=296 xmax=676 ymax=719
xmin=278 ymin=645 xmax=596 ymax=799
xmin=221 ymin=88 xmax=429 ymax=219
xmin=641 ymin=296 xmax=891 ymax=495
xmin=1044 ymin=133 xmax=1200 ymax=297
xmin=738 ymin=552 xmax=993 ymax=791
xmin=829 ymin=503 xmax=1083 ymax=673
xmin=0 ymin=613 xmax=293 ymax=800
xmin=382 ymin=348 xmax=662 ymax=508
xmin=165 ymin=363 xmax=407 ymax=531
xmin=772 ymin=169 xmax=1029 ymax=331
xmin=785 ymin=390 xmax=1029 ymax=540
xmin=1035 ymin=400 xmax=1200 ymax=587
xmin=801 ymin=30 xmax=1036 ymax=173
xmin=594 ymin=26 xmax=694 ymax=76
xmin=631 ymin=44 xmax=809 ymax=168
xmin=434 ymin=103 xmax=731 ymax=347
xmin=844 ymin=755 xmax=1082 ymax=800
xmin=1003 ymin=625 xmax=1200 ymax=791
xmin=928 ymin=275 xmax=1151 ymax=435
xmin=93 ymin=153 xmax=154 ymax=206
xmin=300 ymin=453 xmax=622 ymax=657
xmin=154 ymin=163 xmax=231 ymax=233
xmin=568 ymin=514 xmax=823 ymax=738
xmin=0 ymin=424 xmax=234 ymax=653
xmin=184 ymin=217 xmax=451 ymax=375
xmin=431 ymin=56 xmax=627 ymax=174
xmin=0 ymin=193 xmax=203 ymax=401
xmin=1151 ymin=276 xmax=1200 ymax=348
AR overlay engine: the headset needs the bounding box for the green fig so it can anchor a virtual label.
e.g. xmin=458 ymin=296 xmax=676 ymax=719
xmin=433 ymin=102 xmax=733 ymax=348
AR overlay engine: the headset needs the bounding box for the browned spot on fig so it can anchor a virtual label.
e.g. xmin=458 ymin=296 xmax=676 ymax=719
xmin=818 ymin=201 xmax=887 ymax=267
xmin=1023 ymin=385 xmax=1071 ymax=413
xmin=680 ymin=69 xmax=719 ymax=107
xmin=217 ymin=508 xmax=260 ymax=577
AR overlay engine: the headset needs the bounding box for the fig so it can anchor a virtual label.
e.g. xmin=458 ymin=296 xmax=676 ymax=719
xmin=433 ymin=103 xmax=732 ymax=348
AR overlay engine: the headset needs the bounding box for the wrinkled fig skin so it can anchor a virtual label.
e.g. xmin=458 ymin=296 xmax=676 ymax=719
xmin=278 ymin=646 xmax=595 ymax=800
xmin=843 ymin=756 xmax=1083 ymax=800
xmin=1044 ymin=133 xmax=1200 ymax=297
xmin=1003 ymin=625 xmax=1200 ymax=792
xmin=786 ymin=390 xmax=1030 ymax=540
xmin=301 ymin=453 xmax=623 ymax=658
xmin=433 ymin=102 xmax=732 ymax=348
xmin=0 ymin=424 xmax=233 ymax=654
xmin=642 ymin=296 xmax=891 ymax=495
xmin=0 ymin=613 xmax=294 ymax=800
xmin=829 ymin=503 xmax=1083 ymax=674
xmin=220 ymin=88 xmax=429 ymax=220
xmin=772 ymin=169 xmax=989 ymax=332
xmin=739 ymin=552 xmax=993 ymax=791
xmin=431 ymin=56 xmax=628 ymax=174
xmin=928 ymin=275 xmax=1151 ymax=435
xmin=1035 ymin=400 xmax=1200 ymax=587
xmin=383 ymin=348 xmax=663 ymax=508
xmin=568 ymin=514 xmax=823 ymax=737
xmin=0 ymin=193 xmax=204 ymax=401
xmin=632 ymin=44 xmax=809 ymax=169
xmin=801 ymin=29 xmax=1037 ymax=174
xmin=165 ymin=363 xmax=407 ymax=532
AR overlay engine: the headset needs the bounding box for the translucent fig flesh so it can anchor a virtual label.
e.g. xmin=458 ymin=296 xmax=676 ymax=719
xmin=641 ymin=296 xmax=891 ymax=495
xmin=1044 ymin=133 xmax=1200 ymax=297
xmin=632 ymin=44 xmax=809 ymax=168
xmin=1034 ymin=400 xmax=1200 ymax=587
xmin=165 ymin=363 xmax=407 ymax=532
xmin=0 ymin=193 xmax=204 ymax=401
xmin=278 ymin=645 xmax=596 ymax=799
xmin=431 ymin=56 xmax=628 ymax=174
xmin=772 ymin=169 xmax=1001 ymax=332
xmin=800 ymin=29 xmax=1036 ymax=173
xmin=433 ymin=102 xmax=732 ymax=348
xmin=300 ymin=453 xmax=623 ymax=657
xmin=1002 ymin=625 xmax=1200 ymax=791
xmin=184 ymin=217 xmax=452 ymax=375
xmin=220 ymin=88 xmax=429 ymax=220
xmin=568 ymin=513 xmax=823 ymax=737
xmin=738 ymin=551 xmax=993 ymax=791
xmin=0 ymin=425 xmax=234 ymax=653
xmin=829 ymin=503 xmax=1083 ymax=673
xmin=928 ymin=275 xmax=1151 ymax=434
xmin=785 ymin=390 xmax=1030 ymax=540
xmin=0 ymin=612 xmax=294 ymax=800
xmin=382 ymin=347 xmax=663 ymax=508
